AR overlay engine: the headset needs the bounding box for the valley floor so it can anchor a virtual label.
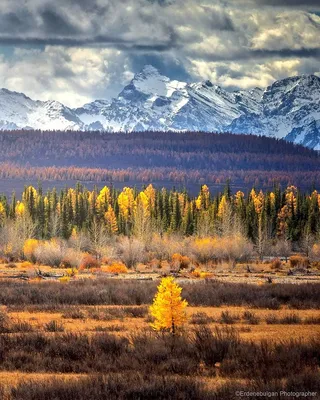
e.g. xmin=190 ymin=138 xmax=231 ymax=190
xmin=0 ymin=269 xmax=318 ymax=399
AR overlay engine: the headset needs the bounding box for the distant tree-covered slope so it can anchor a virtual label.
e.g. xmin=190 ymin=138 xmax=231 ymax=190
xmin=0 ymin=130 xmax=318 ymax=188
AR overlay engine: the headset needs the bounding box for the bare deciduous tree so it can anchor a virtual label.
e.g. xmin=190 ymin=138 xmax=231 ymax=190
xmin=89 ymin=218 xmax=109 ymax=259
xmin=117 ymin=236 xmax=145 ymax=268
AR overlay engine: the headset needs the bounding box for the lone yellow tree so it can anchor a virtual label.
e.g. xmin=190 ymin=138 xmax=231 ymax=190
xmin=149 ymin=277 xmax=188 ymax=335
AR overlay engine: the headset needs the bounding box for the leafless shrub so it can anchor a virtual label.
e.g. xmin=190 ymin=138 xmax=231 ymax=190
xmin=117 ymin=236 xmax=146 ymax=268
xmin=146 ymin=234 xmax=186 ymax=261
xmin=190 ymin=312 xmax=214 ymax=325
xmin=34 ymin=240 xmax=67 ymax=267
xmin=242 ymin=311 xmax=260 ymax=325
xmin=44 ymin=320 xmax=65 ymax=332
xmin=219 ymin=311 xmax=240 ymax=324
xmin=62 ymin=308 xmax=86 ymax=320
xmin=61 ymin=248 xmax=83 ymax=268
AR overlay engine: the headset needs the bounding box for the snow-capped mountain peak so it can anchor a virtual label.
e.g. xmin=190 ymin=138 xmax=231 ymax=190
xmin=121 ymin=65 xmax=187 ymax=99
xmin=229 ymin=74 xmax=320 ymax=145
xmin=0 ymin=89 xmax=83 ymax=131
xmin=0 ymin=67 xmax=319 ymax=149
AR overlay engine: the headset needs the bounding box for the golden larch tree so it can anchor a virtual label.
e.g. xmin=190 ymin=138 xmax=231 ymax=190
xmin=118 ymin=187 xmax=135 ymax=220
xmin=15 ymin=201 xmax=25 ymax=217
xmin=144 ymin=184 xmax=156 ymax=209
xmin=149 ymin=277 xmax=188 ymax=335
xmin=96 ymin=186 xmax=110 ymax=214
xmin=0 ymin=202 xmax=6 ymax=226
xmin=217 ymin=195 xmax=228 ymax=219
xmin=234 ymin=191 xmax=244 ymax=207
xmin=105 ymin=205 xmax=118 ymax=234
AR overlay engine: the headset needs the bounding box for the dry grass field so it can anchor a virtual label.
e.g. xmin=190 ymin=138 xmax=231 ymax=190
xmin=0 ymin=262 xmax=318 ymax=399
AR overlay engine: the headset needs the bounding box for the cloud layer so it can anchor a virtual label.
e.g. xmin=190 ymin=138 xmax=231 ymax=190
xmin=0 ymin=0 xmax=318 ymax=106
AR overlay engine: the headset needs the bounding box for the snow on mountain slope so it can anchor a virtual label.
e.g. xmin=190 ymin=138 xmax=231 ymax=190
xmin=77 ymin=66 xmax=263 ymax=133
xmin=0 ymin=89 xmax=36 ymax=128
xmin=131 ymin=65 xmax=187 ymax=97
xmin=0 ymin=89 xmax=83 ymax=131
xmin=0 ymin=66 xmax=319 ymax=149
xmin=229 ymin=75 xmax=320 ymax=146
xmin=75 ymin=100 xmax=110 ymax=130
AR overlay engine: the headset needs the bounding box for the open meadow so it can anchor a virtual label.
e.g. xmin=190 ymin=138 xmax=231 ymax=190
xmin=0 ymin=259 xmax=319 ymax=399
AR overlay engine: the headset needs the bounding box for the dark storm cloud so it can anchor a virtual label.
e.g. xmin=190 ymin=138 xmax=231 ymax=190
xmin=130 ymin=54 xmax=191 ymax=81
xmin=253 ymin=48 xmax=320 ymax=58
xmin=185 ymin=47 xmax=320 ymax=62
xmin=254 ymin=0 xmax=320 ymax=6
xmin=0 ymin=0 xmax=317 ymax=56
xmin=0 ymin=0 xmax=318 ymax=107
xmin=0 ymin=11 xmax=34 ymax=33
xmin=0 ymin=0 xmax=234 ymax=47
xmin=201 ymin=6 xmax=235 ymax=31
xmin=40 ymin=9 xmax=81 ymax=35
xmin=0 ymin=36 xmax=177 ymax=51
xmin=0 ymin=1 xmax=171 ymax=47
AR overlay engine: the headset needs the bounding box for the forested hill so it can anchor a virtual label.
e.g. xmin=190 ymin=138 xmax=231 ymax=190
xmin=0 ymin=130 xmax=319 ymax=191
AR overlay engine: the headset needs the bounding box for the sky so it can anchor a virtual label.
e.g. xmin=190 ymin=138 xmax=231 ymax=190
xmin=0 ymin=0 xmax=319 ymax=107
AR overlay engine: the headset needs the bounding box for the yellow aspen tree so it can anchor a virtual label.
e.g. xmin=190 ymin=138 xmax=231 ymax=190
xmin=137 ymin=191 xmax=150 ymax=218
xmin=56 ymin=202 xmax=61 ymax=216
xmin=70 ymin=227 xmax=78 ymax=240
xmin=67 ymin=188 xmax=76 ymax=210
xmin=269 ymin=192 xmax=276 ymax=207
xmin=22 ymin=186 xmax=37 ymax=202
xmin=134 ymin=192 xmax=152 ymax=239
xmin=201 ymin=184 xmax=210 ymax=209
xmin=105 ymin=205 xmax=118 ymax=234
xmin=144 ymin=184 xmax=156 ymax=209
xmin=234 ymin=191 xmax=244 ymax=207
xmin=278 ymin=205 xmax=290 ymax=237
xmin=23 ymin=239 xmax=39 ymax=262
xmin=285 ymin=185 xmax=297 ymax=214
xmin=15 ymin=202 xmax=25 ymax=217
xmin=96 ymin=186 xmax=110 ymax=214
xmin=252 ymin=191 xmax=265 ymax=260
xmin=253 ymin=190 xmax=264 ymax=215
xmin=250 ymin=188 xmax=256 ymax=200
xmin=195 ymin=195 xmax=202 ymax=210
xmin=149 ymin=277 xmax=188 ymax=335
xmin=217 ymin=195 xmax=228 ymax=219
xmin=195 ymin=185 xmax=210 ymax=211
xmin=311 ymin=190 xmax=319 ymax=205
xmin=118 ymin=190 xmax=130 ymax=220
xmin=88 ymin=191 xmax=97 ymax=214
xmin=118 ymin=187 xmax=135 ymax=220
xmin=44 ymin=196 xmax=49 ymax=209
xmin=0 ymin=202 xmax=6 ymax=225
xmin=178 ymin=193 xmax=188 ymax=217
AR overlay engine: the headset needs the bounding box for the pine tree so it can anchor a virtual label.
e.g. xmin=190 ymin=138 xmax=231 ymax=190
xmin=9 ymin=192 xmax=16 ymax=219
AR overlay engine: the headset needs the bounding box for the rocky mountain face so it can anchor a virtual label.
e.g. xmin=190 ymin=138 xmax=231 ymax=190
xmin=229 ymin=75 xmax=320 ymax=149
xmin=0 ymin=89 xmax=83 ymax=131
xmin=76 ymin=65 xmax=265 ymax=133
xmin=0 ymin=65 xmax=319 ymax=149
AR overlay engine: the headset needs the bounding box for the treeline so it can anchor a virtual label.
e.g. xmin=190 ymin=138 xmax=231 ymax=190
xmin=1 ymin=163 xmax=320 ymax=187
xmin=0 ymin=182 xmax=319 ymax=245
xmin=0 ymin=130 xmax=319 ymax=187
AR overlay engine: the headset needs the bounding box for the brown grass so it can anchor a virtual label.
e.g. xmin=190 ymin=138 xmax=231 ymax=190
xmin=4 ymin=305 xmax=320 ymax=342
xmin=0 ymin=265 xmax=318 ymax=398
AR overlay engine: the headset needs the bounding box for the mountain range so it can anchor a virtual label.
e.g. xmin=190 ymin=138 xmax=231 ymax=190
xmin=0 ymin=65 xmax=319 ymax=149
